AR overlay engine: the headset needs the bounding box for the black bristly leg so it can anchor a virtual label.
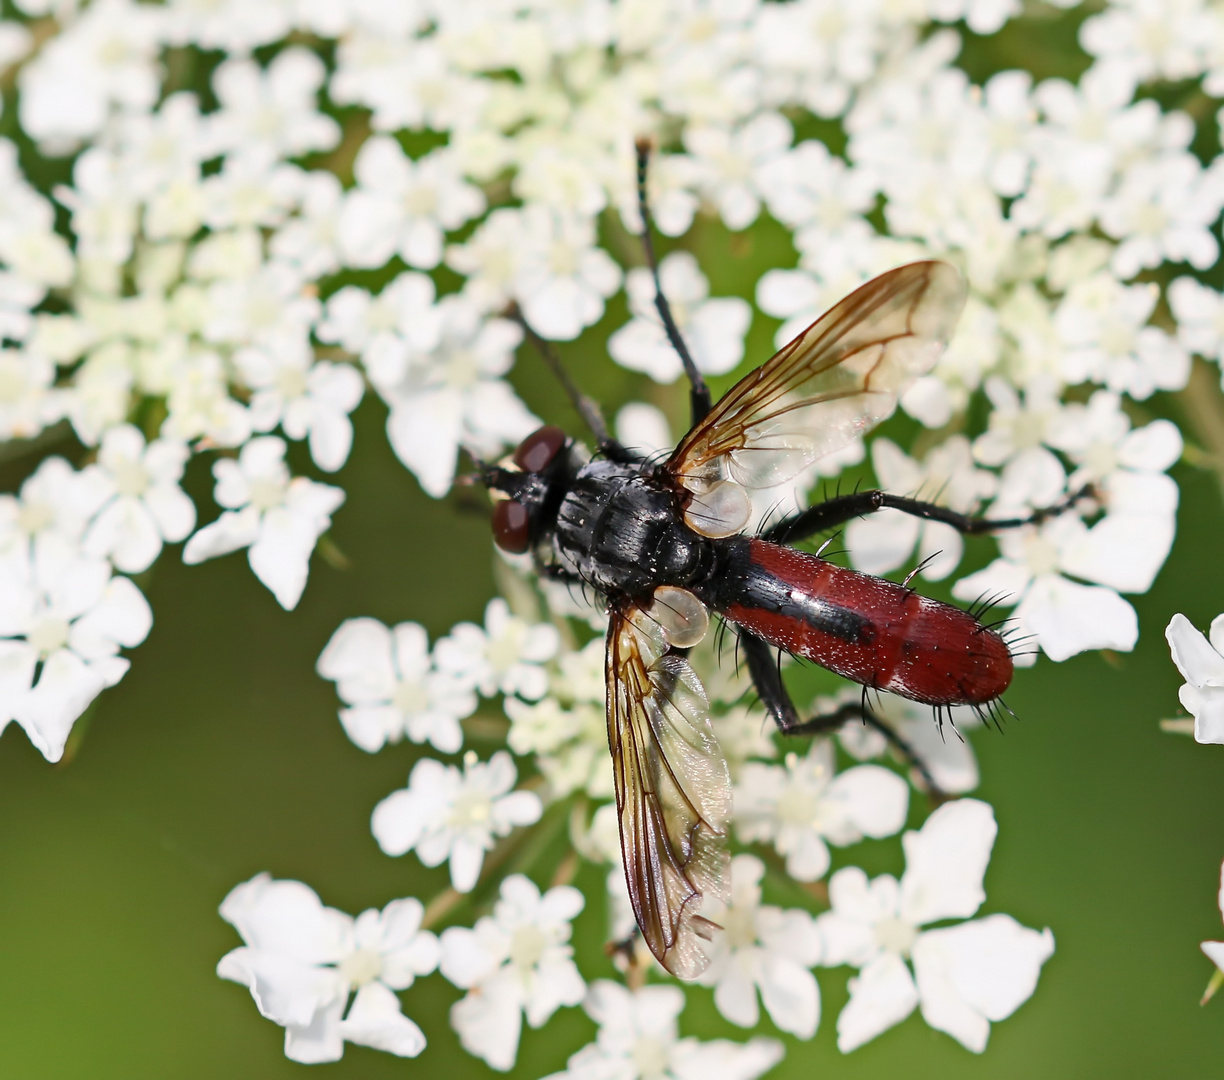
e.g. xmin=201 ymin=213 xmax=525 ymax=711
xmin=762 ymin=485 xmax=1094 ymax=546
xmin=634 ymin=139 xmax=712 ymax=427
xmin=739 ymin=630 xmax=945 ymax=797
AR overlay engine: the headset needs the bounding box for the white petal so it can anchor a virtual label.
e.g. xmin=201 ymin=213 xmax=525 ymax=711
xmin=1017 ymin=575 xmax=1138 ymax=662
xmin=317 ymin=617 xmax=398 ymax=701
xmin=846 ymin=508 xmax=920 ymax=576
xmin=282 ymin=999 xmax=347 ymax=1064
xmin=439 ymin=925 xmax=500 ymax=989
xmin=15 ymin=648 xmax=106 ymax=762
xmin=759 ymin=955 xmax=820 ymax=1039
xmin=825 ymin=765 xmax=909 ymax=841
xmin=144 ymin=483 xmax=197 ymax=543
xmin=900 ymin=799 xmax=996 ymax=926
xmin=338 ymin=981 xmax=427 ymax=1058
xmin=836 ymin=952 xmax=919 ymax=1052
xmin=338 ymin=705 xmax=403 ymax=752
xmin=370 ymin=788 xmax=432 ymax=857
xmin=247 ymin=512 xmax=315 ymax=611
xmin=714 ymin=966 xmax=760 ymax=1028
xmin=183 ymin=508 xmax=261 ymax=564
xmin=912 ymin=916 xmax=1055 ymax=1052
xmin=217 ymin=946 xmax=346 ymax=1031
xmin=385 ymin=389 xmax=463 ymax=498
xmin=1167 ymin=614 xmax=1224 ymax=688
xmin=68 ymin=575 xmax=152 ymax=659
xmin=450 ymin=971 xmax=524 ymax=1072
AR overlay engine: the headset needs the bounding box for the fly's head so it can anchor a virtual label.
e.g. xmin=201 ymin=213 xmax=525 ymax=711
xmin=482 ymin=425 xmax=581 ymax=555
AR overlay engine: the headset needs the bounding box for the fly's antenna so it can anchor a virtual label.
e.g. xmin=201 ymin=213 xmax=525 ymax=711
xmin=635 ymin=138 xmax=711 ymax=422
xmin=505 ymin=303 xmax=614 ymax=449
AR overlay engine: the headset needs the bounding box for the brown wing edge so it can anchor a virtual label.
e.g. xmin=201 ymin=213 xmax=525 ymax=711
xmin=666 ymin=260 xmax=967 ymax=484
xmin=605 ymin=607 xmax=732 ymax=979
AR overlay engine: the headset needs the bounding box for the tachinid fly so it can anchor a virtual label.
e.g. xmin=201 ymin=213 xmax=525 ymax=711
xmin=477 ymin=145 xmax=1080 ymax=981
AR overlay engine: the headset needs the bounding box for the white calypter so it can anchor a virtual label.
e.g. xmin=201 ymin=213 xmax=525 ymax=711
xmin=316 ymin=616 xmax=475 ymax=754
xmin=217 ymin=874 xmax=439 ymax=1064
xmin=440 ymin=874 xmax=586 ymax=1071
xmin=371 ymin=750 xmax=543 ymax=892
xmin=1165 ymin=612 xmax=1224 ymax=744
xmin=695 ymin=854 xmax=823 ymax=1038
xmin=734 ymin=739 xmax=909 ymax=881
xmin=434 ymin=597 xmax=561 ymax=702
xmin=182 ymin=436 xmax=345 ymax=611
xmin=81 ymin=424 xmax=196 ymax=573
xmin=817 ymin=799 xmax=1054 ymax=1053
xmin=609 ymin=251 xmax=751 ymax=384
xmin=544 ymin=981 xmax=784 ymax=1080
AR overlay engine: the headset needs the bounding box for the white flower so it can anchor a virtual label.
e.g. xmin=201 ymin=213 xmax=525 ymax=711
xmin=609 ymin=252 xmax=751 ymax=383
xmin=0 ymin=545 xmax=151 ymax=762
xmin=216 ymin=874 xmax=439 ymax=1064
xmin=846 ymin=436 xmax=997 ymax=583
xmin=1055 ymin=273 xmax=1189 ymax=399
xmin=952 ymin=514 xmax=1139 ymax=664
xmin=0 ymin=348 xmax=61 ymax=441
xmin=1168 ymin=276 xmax=1224 ymax=366
xmin=339 ymin=139 xmax=485 ymax=271
xmin=817 ymin=799 xmax=1055 ymax=1053
xmin=510 ymin=207 xmax=623 ymax=342
xmin=317 ymin=617 xmax=475 ymax=754
xmin=269 ymin=171 xmax=345 ymax=278
xmin=374 ymin=296 xmax=537 ymax=498
xmin=1200 ymin=860 xmax=1224 ymax=1003
xmin=1166 ymin=613 xmax=1224 ymax=745
xmin=695 ymin=854 xmax=822 ymax=1038
xmin=440 ymin=874 xmax=586 ymax=1071
xmin=316 ymin=272 xmax=442 ymax=388
xmin=684 ymin=112 xmax=793 ymax=231
xmin=1044 ymin=391 xmax=1181 ymax=593
xmin=160 ymin=348 xmax=253 ymax=449
xmin=182 ymin=436 xmax=345 ymax=611
xmin=1098 ymin=152 xmax=1223 ymax=278
xmin=546 ymin=981 xmax=784 ymax=1080
xmin=200 ymin=154 xmax=304 ymax=231
xmin=434 ymin=598 xmax=560 ymax=702
xmin=210 ymin=47 xmax=340 ymax=161
xmin=754 ymin=141 xmax=878 ymax=282
xmin=205 ymin=261 xmax=319 ymax=354
xmin=1080 ymin=0 xmax=1213 ymax=85
xmin=81 ymin=424 xmax=195 ymax=573
xmin=371 ymin=750 xmax=543 ymax=892
xmin=17 ymin=0 xmax=163 ymax=151
xmin=734 ymin=739 xmax=909 ymax=881
xmin=235 ymin=341 xmax=364 ymax=472
xmin=164 ymin=0 xmax=292 ymax=54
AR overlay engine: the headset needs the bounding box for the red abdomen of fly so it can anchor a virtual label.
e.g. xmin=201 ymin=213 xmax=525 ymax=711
xmin=716 ymin=538 xmax=1012 ymax=706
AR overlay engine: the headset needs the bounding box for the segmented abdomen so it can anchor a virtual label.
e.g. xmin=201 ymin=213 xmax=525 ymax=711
xmin=720 ymin=539 xmax=1012 ymax=707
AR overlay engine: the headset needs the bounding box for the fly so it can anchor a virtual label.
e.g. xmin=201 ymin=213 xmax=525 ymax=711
xmin=476 ymin=142 xmax=1085 ymax=981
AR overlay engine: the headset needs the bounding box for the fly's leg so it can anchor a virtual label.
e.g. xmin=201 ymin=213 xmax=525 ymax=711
xmin=739 ymin=629 xmax=945 ymax=797
xmin=634 ymin=138 xmax=712 ymax=427
xmin=762 ymin=485 xmax=1093 ymax=546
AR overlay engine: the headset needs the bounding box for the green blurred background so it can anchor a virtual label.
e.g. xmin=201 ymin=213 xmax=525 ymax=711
xmin=2 ymin=7 xmax=1224 ymax=1077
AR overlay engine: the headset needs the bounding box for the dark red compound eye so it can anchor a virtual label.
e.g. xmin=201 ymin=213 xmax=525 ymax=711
xmin=514 ymin=425 xmax=567 ymax=474
xmin=492 ymin=499 xmax=531 ymax=553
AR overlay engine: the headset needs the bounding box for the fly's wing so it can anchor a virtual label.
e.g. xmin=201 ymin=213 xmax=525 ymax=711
xmin=668 ymin=261 xmax=966 ymax=503
xmin=606 ymin=604 xmax=731 ymax=979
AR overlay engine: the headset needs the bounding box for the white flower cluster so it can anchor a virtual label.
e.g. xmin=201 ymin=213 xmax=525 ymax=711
xmin=2 ymin=0 xmax=1221 ymax=1071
